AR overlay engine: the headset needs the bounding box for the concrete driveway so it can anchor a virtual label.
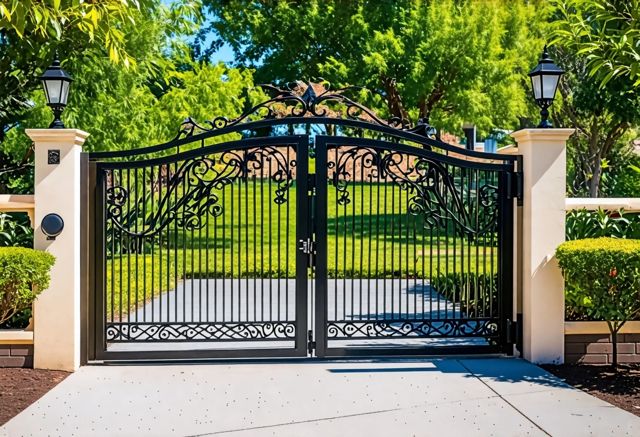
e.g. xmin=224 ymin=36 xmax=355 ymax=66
xmin=2 ymin=358 xmax=639 ymax=436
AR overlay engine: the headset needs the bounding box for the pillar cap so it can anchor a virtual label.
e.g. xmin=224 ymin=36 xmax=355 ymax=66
xmin=510 ymin=128 xmax=574 ymax=144
xmin=25 ymin=128 xmax=89 ymax=147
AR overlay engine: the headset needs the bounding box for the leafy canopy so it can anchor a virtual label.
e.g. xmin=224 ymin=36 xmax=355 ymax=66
xmin=1 ymin=1 xmax=259 ymax=156
xmin=197 ymin=0 xmax=547 ymax=135
xmin=0 ymin=0 xmax=164 ymax=131
xmin=553 ymin=0 xmax=640 ymax=88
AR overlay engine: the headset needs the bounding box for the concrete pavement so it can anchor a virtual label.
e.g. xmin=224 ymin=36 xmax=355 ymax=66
xmin=2 ymin=358 xmax=639 ymax=436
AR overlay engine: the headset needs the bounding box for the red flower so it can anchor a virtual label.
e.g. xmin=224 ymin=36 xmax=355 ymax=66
xmin=610 ymin=267 xmax=618 ymax=278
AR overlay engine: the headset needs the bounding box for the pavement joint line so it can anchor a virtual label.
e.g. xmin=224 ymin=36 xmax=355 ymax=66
xmin=183 ymin=406 xmax=410 ymax=437
xmin=456 ymin=359 xmax=552 ymax=436
xmin=183 ymin=392 xmax=507 ymax=436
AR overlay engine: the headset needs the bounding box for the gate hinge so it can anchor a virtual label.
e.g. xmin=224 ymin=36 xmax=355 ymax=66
xmin=506 ymin=171 xmax=523 ymax=203
xmin=515 ymin=171 xmax=523 ymax=203
xmin=308 ymin=330 xmax=316 ymax=354
xmin=506 ymin=318 xmax=521 ymax=346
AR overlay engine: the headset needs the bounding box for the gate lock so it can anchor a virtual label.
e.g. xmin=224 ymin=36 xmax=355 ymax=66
xmin=298 ymin=238 xmax=315 ymax=254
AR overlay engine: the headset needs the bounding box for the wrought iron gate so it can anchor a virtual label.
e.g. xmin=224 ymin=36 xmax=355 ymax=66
xmin=86 ymin=83 xmax=520 ymax=361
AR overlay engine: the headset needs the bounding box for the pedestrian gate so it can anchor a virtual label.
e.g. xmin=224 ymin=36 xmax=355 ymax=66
xmin=85 ymin=83 xmax=520 ymax=361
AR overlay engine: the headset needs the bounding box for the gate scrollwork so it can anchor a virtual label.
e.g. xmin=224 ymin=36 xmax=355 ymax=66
xmin=104 ymin=145 xmax=295 ymax=238
xmin=327 ymin=145 xmax=499 ymax=238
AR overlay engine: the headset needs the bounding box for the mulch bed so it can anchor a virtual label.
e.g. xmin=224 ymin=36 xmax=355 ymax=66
xmin=543 ymin=364 xmax=640 ymax=417
xmin=0 ymin=368 xmax=69 ymax=426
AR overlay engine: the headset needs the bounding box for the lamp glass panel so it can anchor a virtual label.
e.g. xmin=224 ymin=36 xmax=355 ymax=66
xmin=60 ymin=81 xmax=70 ymax=105
xmin=531 ymin=75 xmax=542 ymax=100
xmin=542 ymin=74 xmax=560 ymax=100
xmin=41 ymin=81 xmax=51 ymax=103
xmin=45 ymin=80 xmax=62 ymax=104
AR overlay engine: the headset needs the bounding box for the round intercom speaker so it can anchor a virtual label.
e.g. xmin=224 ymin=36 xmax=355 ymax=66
xmin=41 ymin=213 xmax=64 ymax=239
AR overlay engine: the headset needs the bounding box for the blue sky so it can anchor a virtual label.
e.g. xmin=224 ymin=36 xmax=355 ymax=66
xmin=211 ymin=43 xmax=235 ymax=64
xmin=162 ymin=0 xmax=236 ymax=64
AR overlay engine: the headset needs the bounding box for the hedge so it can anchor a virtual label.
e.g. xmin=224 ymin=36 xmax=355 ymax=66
xmin=0 ymin=247 xmax=55 ymax=325
xmin=556 ymin=237 xmax=640 ymax=367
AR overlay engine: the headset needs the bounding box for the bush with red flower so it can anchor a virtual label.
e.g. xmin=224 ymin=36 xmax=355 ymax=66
xmin=556 ymin=238 xmax=640 ymax=367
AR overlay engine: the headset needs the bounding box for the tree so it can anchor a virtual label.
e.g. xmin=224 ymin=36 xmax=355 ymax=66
xmin=0 ymin=0 xmax=165 ymax=140
xmin=196 ymin=0 xmax=546 ymax=135
xmin=1 ymin=3 xmax=258 ymax=155
xmin=554 ymin=0 xmax=640 ymax=88
xmin=551 ymin=1 xmax=640 ymax=197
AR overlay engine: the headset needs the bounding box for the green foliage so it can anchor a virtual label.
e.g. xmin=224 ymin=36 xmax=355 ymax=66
xmin=0 ymin=212 xmax=33 ymax=248
xmin=565 ymin=208 xmax=640 ymax=241
xmin=556 ymin=237 xmax=640 ymax=366
xmin=0 ymin=0 xmax=165 ymax=134
xmin=1 ymin=0 xmax=257 ymax=172
xmin=0 ymin=0 xmax=154 ymax=66
xmin=430 ymin=273 xmax=498 ymax=318
xmin=0 ymin=247 xmax=55 ymax=324
xmin=553 ymin=0 xmax=640 ymax=88
xmin=198 ymin=0 xmax=546 ymax=135
xmin=550 ymin=1 xmax=640 ymax=197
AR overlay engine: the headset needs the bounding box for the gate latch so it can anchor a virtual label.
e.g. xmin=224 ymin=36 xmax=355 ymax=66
xmin=298 ymin=238 xmax=315 ymax=254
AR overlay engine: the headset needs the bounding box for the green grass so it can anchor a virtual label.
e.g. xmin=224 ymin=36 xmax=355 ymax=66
xmin=106 ymin=180 xmax=499 ymax=316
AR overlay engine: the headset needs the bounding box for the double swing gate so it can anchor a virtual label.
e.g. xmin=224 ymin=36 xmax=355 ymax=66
xmin=86 ymin=85 xmax=520 ymax=362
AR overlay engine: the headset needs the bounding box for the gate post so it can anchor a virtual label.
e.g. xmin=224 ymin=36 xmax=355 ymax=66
xmin=510 ymin=128 xmax=573 ymax=364
xmin=26 ymin=129 xmax=89 ymax=371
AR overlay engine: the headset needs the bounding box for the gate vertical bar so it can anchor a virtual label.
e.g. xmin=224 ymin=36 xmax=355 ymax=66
xmin=81 ymin=154 xmax=93 ymax=363
xmin=94 ymin=165 xmax=107 ymax=360
xmin=314 ymin=136 xmax=328 ymax=357
xmin=498 ymin=168 xmax=515 ymax=354
xmin=295 ymin=136 xmax=310 ymax=355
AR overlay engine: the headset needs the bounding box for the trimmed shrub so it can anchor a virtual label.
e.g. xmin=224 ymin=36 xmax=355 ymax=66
xmin=0 ymin=247 xmax=55 ymax=325
xmin=556 ymin=238 xmax=640 ymax=367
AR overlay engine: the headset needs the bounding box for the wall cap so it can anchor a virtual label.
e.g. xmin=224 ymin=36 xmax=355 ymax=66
xmin=0 ymin=330 xmax=34 ymax=345
xmin=566 ymin=197 xmax=640 ymax=212
xmin=510 ymin=128 xmax=575 ymax=144
xmin=565 ymin=321 xmax=640 ymax=335
xmin=25 ymin=129 xmax=89 ymax=147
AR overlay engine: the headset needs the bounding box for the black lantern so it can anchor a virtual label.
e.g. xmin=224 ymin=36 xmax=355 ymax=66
xmin=528 ymin=46 xmax=564 ymax=128
xmin=39 ymin=54 xmax=73 ymax=129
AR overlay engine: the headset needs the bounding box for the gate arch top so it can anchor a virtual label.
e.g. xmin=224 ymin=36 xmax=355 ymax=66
xmin=89 ymin=81 xmax=517 ymax=165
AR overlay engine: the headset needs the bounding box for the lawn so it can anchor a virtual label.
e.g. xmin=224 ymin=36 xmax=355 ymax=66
xmin=105 ymin=180 xmax=499 ymax=317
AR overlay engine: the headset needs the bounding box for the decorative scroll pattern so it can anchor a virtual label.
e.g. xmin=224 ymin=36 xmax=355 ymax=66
xmin=105 ymin=145 xmax=295 ymax=238
xmin=326 ymin=320 xmax=499 ymax=339
xmin=328 ymin=145 xmax=499 ymax=237
xmin=174 ymin=82 xmax=436 ymax=139
xmin=106 ymin=322 xmax=296 ymax=342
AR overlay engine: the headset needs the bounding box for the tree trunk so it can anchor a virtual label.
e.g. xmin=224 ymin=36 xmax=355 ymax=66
xmin=589 ymin=157 xmax=602 ymax=198
xmin=381 ymin=76 xmax=409 ymax=122
xmin=607 ymin=321 xmax=624 ymax=369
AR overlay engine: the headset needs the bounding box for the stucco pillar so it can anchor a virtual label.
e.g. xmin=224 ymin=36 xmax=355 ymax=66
xmin=511 ymin=128 xmax=574 ymax=364
xmin=26 ymin=129 xmax=89 ymax=371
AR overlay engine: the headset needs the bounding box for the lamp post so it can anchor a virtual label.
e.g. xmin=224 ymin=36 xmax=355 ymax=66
xmin=39 ymin=54 xmax=73 ymax=129
xmin=528 ymin=46 xmax=564 ymax=128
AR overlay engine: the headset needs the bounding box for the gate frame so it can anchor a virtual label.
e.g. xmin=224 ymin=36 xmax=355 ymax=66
xmin=87 ymin=136 xmax=311 ymax=362
xmin=82 ymin=83 xmax=522 ymax=362
xmin=312 ymin=135 xmax=517 ymax=358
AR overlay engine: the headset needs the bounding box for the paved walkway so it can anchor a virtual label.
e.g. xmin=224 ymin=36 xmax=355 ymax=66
xmin=3 ymin=358 xmax=639 ymax=436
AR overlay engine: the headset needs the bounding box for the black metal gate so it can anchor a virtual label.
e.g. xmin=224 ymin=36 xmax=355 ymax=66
xmin=85 ymin=83 xmax=520 ymax=361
